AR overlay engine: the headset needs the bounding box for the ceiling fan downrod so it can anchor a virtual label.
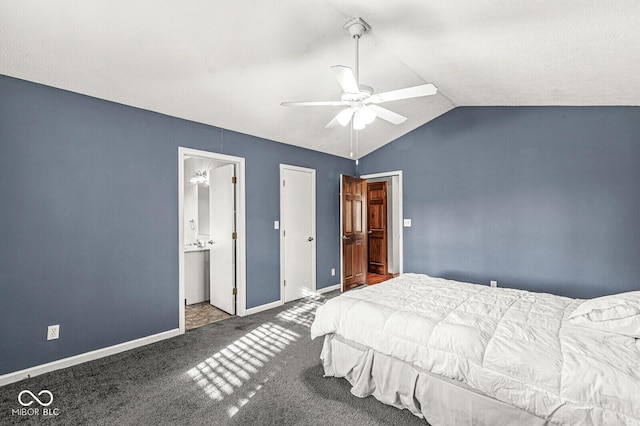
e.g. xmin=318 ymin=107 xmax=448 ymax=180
xmin=344 ymin=17 xmax=373 ymax=139
xmin=344 ymin=17 xmax=371 ymax=89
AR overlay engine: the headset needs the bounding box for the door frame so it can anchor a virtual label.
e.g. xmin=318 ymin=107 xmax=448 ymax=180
xmin=340 ymin=170 xmax=403 ymax=290
xmin=178 ymin=147 xmax=247 ymax=334
xmin=280 ymin=164 xmax=317 ymax=304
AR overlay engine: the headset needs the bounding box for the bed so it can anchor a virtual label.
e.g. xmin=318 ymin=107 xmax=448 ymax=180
xmin=310 ymin=273 xmax=640 ymax=425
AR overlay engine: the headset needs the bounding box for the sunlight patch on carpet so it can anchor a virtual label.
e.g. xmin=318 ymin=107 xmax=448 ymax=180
xmin=187 ymin=322 xmax=298 ymax=403
xmin=276 ymin=295 xmax=325 ymax=327
xmin=187 ymin=295 xmax=330 ymax=417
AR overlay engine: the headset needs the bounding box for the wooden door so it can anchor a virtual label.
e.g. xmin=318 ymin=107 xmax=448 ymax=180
xmin=342 ymin=175 xmax=367 ymax=291
xmin=367 ymin=181 xmax=388 ymax=275
xmin=209 ymin=164 xmax=236 ymax=315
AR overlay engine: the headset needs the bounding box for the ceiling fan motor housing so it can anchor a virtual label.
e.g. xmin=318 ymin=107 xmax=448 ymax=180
xmin=341 ymin=85 xmax=373 ymax=102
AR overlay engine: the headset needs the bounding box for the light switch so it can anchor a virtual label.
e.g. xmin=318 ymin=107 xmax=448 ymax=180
xmin=403 ymin=219 xmax=412 ymax=227
xmin=274 ymin=221 xmax=280 ymax=229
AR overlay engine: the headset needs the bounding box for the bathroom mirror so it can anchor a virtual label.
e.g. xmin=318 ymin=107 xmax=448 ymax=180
xmin=198 ymin=184 xmax=210 ymax=238
xmin=184 ymin=157 xmax=212 ymax=246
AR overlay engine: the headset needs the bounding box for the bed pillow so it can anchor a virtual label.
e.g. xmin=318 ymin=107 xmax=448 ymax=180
xmin=569 ymin=291 xmax=640 ymax=338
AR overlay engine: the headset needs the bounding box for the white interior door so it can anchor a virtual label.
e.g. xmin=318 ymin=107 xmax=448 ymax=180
xmin=210 ymin=164 xmax=236 ymax=314
xmin=281 ymin=165 xmax=316 ymax=303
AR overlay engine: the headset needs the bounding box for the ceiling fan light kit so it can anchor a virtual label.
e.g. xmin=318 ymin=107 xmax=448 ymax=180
xmin=336 ymin=108 xmax=355 ymax=126
xmin=353 ymin=113 xmax=366 ymax=130
xmin=358 ymin=106 xmax=376 ymax=124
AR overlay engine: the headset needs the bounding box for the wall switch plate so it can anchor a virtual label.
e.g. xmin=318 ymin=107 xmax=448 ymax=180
xmin=274 ymin=221 xmax=279 ymax=229
xmin=47 ymin=325 xmax=60 ymax=340
xmin=490 ymin=281 xmax=498 ymax=288
xmin=403 ymin=219 xmax=412 ymax=227
xmin=331 ymin=268 xmax=335 ymax=276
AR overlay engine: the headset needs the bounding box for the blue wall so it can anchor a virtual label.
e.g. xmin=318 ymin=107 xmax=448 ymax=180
xmin=0 ymin=75 xmax=354 ymax=375
xmin=4 ymin=75 xmax=639 ymax=376
xmin=359 ymin=106 xmax=640 ymax=298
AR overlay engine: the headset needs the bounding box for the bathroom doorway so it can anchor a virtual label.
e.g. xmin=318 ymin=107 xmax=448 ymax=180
xmin=178 ymin=147 xmax=246 ymax=333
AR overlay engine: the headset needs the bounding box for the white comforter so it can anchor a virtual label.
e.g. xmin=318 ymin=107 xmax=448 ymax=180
xmin=310 ymin=274 xmax=640 ymax=425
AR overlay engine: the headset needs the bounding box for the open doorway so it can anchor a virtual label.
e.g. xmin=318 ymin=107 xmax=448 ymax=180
xmin=364 ymin=174 xmax=402 ymax=285
xmin=178 ymin=147 xmax=246 ymax=333
xmin=340 ymin=171 xmax=403 ymax=291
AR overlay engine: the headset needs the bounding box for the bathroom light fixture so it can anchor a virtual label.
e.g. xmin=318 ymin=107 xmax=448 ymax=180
xmin=190 ymin=170 xmax=209 ymax=185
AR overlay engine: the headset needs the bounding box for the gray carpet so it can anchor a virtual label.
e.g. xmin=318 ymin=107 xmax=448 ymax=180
xmin=1 ymin=292 xmax=427 ymax=425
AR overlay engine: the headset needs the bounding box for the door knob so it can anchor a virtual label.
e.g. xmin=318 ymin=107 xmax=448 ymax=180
xmin=342 ymin=235 xmax=349 ymax=240
xmin=308 ymin=237 xmax=314 ymax=242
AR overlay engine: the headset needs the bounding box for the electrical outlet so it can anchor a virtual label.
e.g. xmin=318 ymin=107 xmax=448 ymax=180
xmin=47 ymin=325 xmax=60 ymax=340
xmin=331 ymin=268 xmax=335 ymax=276
xmin=490 ymin=280 xmax=498 ymax=288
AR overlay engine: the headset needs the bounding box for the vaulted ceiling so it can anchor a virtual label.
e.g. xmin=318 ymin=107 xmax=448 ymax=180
xmin=1 ymin=1 xmax=639 ymax=159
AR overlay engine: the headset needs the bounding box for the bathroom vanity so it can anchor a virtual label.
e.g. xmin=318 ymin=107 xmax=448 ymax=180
xmin=184 ymin=243 xmax=211 ymax=305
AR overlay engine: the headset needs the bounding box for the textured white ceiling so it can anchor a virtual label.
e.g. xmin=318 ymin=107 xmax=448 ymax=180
xmin=1 ymin=1 xmax=638 ymax=159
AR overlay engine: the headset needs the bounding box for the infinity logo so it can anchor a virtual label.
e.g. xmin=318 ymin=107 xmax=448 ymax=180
xmin=18 ymin=390 xmax=54 ymax=407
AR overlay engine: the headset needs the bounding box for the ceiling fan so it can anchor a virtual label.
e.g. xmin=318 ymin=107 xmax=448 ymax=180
xmin=281 ymin=17 xmax=438 ymax=130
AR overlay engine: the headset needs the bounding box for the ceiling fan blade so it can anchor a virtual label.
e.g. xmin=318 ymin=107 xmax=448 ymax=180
xmin=368 ymin=84 xmax=437 ymax=104
xmin=325 ymin=108 xmax=354 ymax=128
xmin=368 ymin=105 xmax=407 ymax=125
xmin=281 ymin=101 xmax=347 ymax=107
xmin=330 ymin=66 xmax=359 ymax=94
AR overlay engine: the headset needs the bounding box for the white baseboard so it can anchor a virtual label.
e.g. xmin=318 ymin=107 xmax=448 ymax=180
xmin=244 ymin=300 xmax=282 ymax=316
xmin=1 ymin=285 xmax=344 ymax=387
xmin=0 ymin=328 xmax=180 ymax=387
xmin=316 ymin=283 xmax=340 ymax=294
xmin=243 ymin=285 xmax=339 ymax=316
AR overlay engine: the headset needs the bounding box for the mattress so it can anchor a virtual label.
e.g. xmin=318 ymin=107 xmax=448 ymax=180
xmin=310 ymin=274 xmax=640 ymax=425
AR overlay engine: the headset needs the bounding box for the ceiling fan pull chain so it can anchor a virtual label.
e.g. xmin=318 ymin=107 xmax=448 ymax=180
xmin=355 ymin=129 xmax=359 ymax=166
xmin=350 ymin=124 xmax=354 ymax=158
